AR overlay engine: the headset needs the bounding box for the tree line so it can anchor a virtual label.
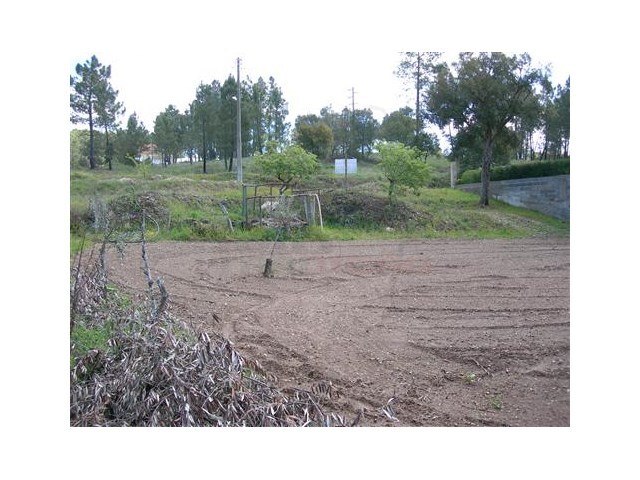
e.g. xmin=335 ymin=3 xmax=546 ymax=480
xmin=70 ymin=52 xmax=570 ymax=206
xmin=70 ymin=56 xmax=289 ymax=173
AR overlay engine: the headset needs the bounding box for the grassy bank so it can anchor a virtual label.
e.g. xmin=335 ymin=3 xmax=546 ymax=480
xmin=70 ymin=158 xmax=569 ymax=255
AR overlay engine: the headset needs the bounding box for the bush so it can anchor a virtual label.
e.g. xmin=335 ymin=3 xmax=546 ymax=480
xmin=457 ymin=159 xmax=570 ymax=184
xmin=377 ymin=142 xmax=430 ymax=198
xmin=320 ymin=189 xmax=425 ymax=230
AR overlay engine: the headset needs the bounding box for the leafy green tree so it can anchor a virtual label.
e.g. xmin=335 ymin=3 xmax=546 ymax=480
xmin=351 ymin=108 xmax=379 ymax=159
xmin=71 ymin=55 xmax=118 ymax=169
xmin=378 ymin=142 xmax=430 ymax=200
xmin=556 ymin=77 xmax=570 ymax=158
xmin=378 ymin=107 xmax=439 ymax=155
xmin=318 ymin=107 xmax=346 ymax=158
xmin=70 ymin=129 xmax=91 ymax=168
xmin=254 ymin=144 xmax=320 ymax=193
xmin=451 ymin=126 xmax=519 ymax=174
xmin=115 ymin=113 xmax=149 ymax=165
xmin=428 ymin=52 xmax=543 ymax=205
xmin=153 ymin=105 xmax=182 ymax=165
xmin=540 ymin=77 xmax=570 ymax=159
xmin=379 ymin=107 xmax=415 ymax=146
xmin=293 ymin=115 xmax=334 ymax=160
xmin=334 ymin=108 xmax=351 ymax=159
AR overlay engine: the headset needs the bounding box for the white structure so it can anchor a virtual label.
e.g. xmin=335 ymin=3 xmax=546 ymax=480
xmin=334 ymin=158 xmax=357 ymax=175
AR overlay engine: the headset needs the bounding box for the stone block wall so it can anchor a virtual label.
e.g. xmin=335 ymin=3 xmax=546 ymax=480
xmin=456 ymin=175 xmax=570 ymax=221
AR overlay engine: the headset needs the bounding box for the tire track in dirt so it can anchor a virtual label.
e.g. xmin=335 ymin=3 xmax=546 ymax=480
xmin=106 ymin=237 xmax=570 ymax=426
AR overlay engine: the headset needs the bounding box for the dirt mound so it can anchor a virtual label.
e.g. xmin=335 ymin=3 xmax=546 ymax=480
xmin=320 ymin=190 xmax=427 ymax=229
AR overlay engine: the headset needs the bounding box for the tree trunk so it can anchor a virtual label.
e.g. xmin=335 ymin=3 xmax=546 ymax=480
xmin=228 ymin=156 xmax=233 ymax=173
xmin=89 ymin=111 xmax=96 ymax=169
xmin=263 ymin=258 xmax=273 ymax=277
xmin=104 ymin=127 xmax=112 ymax=170
xmin=202 ymin=119 xmax=207 ymax=173
xmin=480 ymin=136 xmax=494 ymax=207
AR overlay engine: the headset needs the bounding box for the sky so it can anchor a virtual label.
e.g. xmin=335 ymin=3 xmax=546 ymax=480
xmin=69 ymin=48 xmax=571 ymax=135
xmin=66 ymin=1 xmax=573 ymax=134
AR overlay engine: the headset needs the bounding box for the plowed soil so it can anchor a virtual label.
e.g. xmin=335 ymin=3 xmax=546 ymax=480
xmin=106 ymin=237 xmax=570 ymax=427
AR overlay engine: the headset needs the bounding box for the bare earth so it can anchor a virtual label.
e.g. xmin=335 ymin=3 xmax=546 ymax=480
xmin=107 ymin=237 xmax=570 ymax=427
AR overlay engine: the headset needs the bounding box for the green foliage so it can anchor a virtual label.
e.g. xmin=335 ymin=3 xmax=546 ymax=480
xmin=428 ymin=52 xmax=544 ymax=205
xmin=293 ymin=115 xmax=334 ymax=160
xmin=71 ymin=55 xmax=123 ymax=169
xmin=489 ymin=395 xmax=503 ymax=410
xmin=378 ymin=107 xmax=416 ymax=146
xmin=378 ymin=107 xmax=439 ymax=154
xmin=463 ymin=372 xmax=477 ymax=384
xmin=254 ymin=144 xmax=320 ymax=193
xmin=71 ymin=320 xmax=114 ymax=366
xmin=458 ymin=159 xmax=570 ymax=184
xmin=377 ymin=142 xmax=430 ymax=199
xmin=395 ymin=52 xmax=443 ymax=145
xmin=115 ymin=113 xmax=149 ymax=162
xmin=70 ymin=160 xmax=569 ymax=246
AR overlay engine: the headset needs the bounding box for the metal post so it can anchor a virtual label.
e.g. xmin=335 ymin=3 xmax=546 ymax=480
xmin=242 ymin=183 xmax=247 ymax=228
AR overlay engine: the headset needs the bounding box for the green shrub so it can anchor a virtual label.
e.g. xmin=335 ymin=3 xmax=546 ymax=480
xmin=458 ymin=159 xmax=570 ymax=184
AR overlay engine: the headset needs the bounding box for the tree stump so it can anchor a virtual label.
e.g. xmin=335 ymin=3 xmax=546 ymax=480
xmin=263 ymin=258 xmax=273 ymax=278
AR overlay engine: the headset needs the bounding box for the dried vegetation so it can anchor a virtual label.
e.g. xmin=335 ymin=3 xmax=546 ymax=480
xmin=70 ymin=229 xmax=354 ymax=427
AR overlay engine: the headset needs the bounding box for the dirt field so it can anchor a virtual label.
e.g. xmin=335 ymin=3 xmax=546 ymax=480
xmin=106 ymin=237 xmax=570 ymax=427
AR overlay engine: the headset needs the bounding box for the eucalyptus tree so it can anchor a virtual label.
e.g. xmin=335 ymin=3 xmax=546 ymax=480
xmin=71 ymin=55 xmax=121 ymax=169
xmin=540 ymin=77 xmax=570 ymax=159
xmin=556 ymin=77 xmax=570 ymax=158
xmin=395 ymin=52 xmax=443 ymax=148
xmin=250 ymin=77 xmax=269 ymax=155
xmin=265 ymin=76 xmax=290 ymax=149
xmin=428 ymin=52 xmax=543 ymax=206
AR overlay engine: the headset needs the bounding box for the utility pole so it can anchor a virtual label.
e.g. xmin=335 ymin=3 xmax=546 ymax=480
xmin=351 ymin=86 xmax=355 ymax=114
xmin=236 ymin=57 xmax=242 ymax=183
xmin=416 ymin=53 xmax=421 ymax=140
xmin=350 ymin=87 xmax=363 ymax=158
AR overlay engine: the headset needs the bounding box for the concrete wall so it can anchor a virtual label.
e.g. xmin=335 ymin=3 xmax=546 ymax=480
xmin=456 ymin=175 xmax=570 ymax=221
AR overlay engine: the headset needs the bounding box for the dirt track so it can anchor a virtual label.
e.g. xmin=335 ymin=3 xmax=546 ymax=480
xmin=107 ymin=237 xmax=570 ymax=427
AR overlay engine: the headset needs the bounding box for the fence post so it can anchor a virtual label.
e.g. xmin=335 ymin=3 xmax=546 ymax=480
xmin=242 ymin=184 xmax=247 ymax=228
